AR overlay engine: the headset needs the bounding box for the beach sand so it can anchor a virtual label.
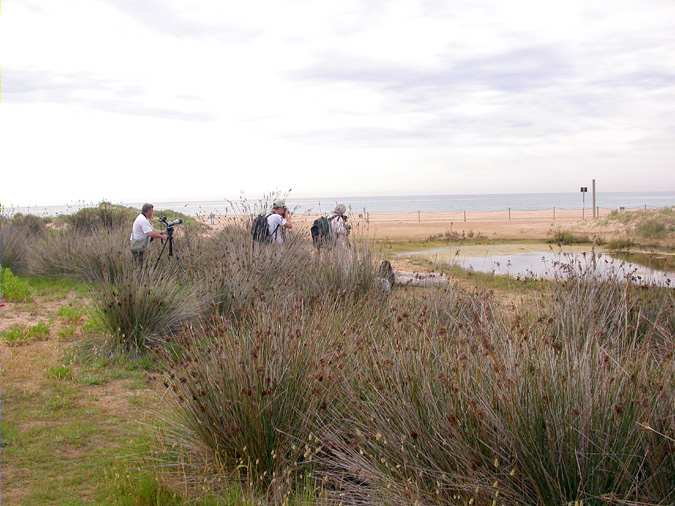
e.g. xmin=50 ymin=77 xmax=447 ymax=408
xmin=205 ymin=208 xmax=621 ymax=241
xmin=276 ymin=208 xmax=615 ymax=241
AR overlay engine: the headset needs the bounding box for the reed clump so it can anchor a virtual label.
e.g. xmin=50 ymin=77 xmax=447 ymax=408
xmin=159 ymin=300 xmax=353 ymax=500
xmin=313 ymin=284 xmax=673 ymax=505
xmin=94 ymin=263 xmax=203 ymax=353
xmin=29 ymin=225 xmax=132 ymax=282
xmin=158 ymin=267 xmax=673 ymax=504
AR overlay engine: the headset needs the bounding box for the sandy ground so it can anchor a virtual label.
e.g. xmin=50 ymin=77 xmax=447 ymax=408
xmin=207 ymin=208 xmax=614 ymax=241
xmin=353 ymin=208 xmax=617 ymax=240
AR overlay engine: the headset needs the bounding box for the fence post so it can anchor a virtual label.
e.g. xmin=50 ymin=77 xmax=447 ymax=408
xmin=508 ymin=208 xmax=511 ymax=222
xmin=463 ymin=210 xmax=467 ymax=223
xmin=553 ymin=206 xmax=556 ymax=222
xmin=417 ymin=210 xmax=421 ymax=224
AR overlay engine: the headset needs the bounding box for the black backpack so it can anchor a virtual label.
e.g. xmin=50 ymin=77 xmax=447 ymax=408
xmin=251 ymin=214 xmax=272 ymax=243
xmin=311 ymin=216 xmax=333 ymax=246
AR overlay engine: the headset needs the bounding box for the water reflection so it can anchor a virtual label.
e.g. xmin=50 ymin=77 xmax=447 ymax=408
xmin=409 ymin=248 xmax=674 ymax=287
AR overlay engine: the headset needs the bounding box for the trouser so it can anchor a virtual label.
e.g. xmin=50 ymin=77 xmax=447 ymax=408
xmin=132 ymin=250 xmax=145 ymax=267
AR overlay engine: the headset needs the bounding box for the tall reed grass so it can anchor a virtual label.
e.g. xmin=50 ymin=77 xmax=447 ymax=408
xmin=161 ymin=273 xmax=673 ymax=504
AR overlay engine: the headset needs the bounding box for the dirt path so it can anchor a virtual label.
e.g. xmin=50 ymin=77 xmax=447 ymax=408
xmin=0 ymin=288 xmax=159 ymax=505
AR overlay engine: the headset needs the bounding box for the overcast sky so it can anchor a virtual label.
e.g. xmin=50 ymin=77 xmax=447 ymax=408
xmin=1 ymin=0 xmax=675 ymax=206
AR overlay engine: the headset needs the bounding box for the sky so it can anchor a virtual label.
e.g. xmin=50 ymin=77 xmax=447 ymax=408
xmin=1 ymin=0 xmax=675 ymax=206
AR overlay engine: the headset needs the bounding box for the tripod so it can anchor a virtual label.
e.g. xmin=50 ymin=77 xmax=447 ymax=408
xmin=153 ymin=225 xmax=180 ymax=270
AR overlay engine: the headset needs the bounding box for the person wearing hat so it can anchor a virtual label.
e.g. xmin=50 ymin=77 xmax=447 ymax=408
xmin=330 ymin=203 xmax=350 ymax=248
xmin=267 ymin=199 xmax=293 ymax=244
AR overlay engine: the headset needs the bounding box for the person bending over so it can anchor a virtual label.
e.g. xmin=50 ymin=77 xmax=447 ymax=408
xmin=130 ymin=203 xmax=166 ymax=265
xmin=267 ymin=199 xmax=292 ymax=245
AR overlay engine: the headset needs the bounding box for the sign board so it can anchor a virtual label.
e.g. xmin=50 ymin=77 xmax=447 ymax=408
xmin=580 ymin=187 xmax=588 ymax=193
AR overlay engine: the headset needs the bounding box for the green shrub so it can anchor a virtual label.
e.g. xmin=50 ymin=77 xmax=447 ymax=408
xmin=1 ymin=268 xmax=32 ymax=302
xmin=65 ymin=202 xmax=137 ymax=233
xmin=62 ymin=202 xmax=201 ymax=234
xmin=547 ymin=230 xmax=590 ymax=245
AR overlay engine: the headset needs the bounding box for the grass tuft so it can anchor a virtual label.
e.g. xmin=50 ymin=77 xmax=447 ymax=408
xmin=1 ymin=268 xmax=33 ymax=302
xmin=547 ymin=230 xmax=591 ymax=245
xmin=1 ymin=321 xmax=50 ymax=344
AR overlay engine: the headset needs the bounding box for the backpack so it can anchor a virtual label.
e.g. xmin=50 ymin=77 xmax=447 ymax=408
xmin=311 ymin=216 xmax=333 ymax=247
xmin=251 ymin=214 xmax=272 ymax=243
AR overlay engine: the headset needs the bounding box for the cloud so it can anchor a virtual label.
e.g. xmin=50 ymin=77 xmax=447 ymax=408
xmin=287 ymin=21 xmax=675 ymax=148
xmin=2 ymin=0 xmax=675 ymax=205
xmin=103 ymin=0 xmax=259 ymax=42
xmin=3 ymin=68 xmax=214 ymax=122
xmin=296 ymin=45 xmax=571 ymax=93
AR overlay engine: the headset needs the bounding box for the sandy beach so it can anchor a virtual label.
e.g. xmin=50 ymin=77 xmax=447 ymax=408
xmin=217 ymin=207 xmax=615 ymax=241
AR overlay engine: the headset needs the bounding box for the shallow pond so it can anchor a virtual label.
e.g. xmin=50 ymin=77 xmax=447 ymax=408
xmin=402 ymin=245 xmax=674 ymax=287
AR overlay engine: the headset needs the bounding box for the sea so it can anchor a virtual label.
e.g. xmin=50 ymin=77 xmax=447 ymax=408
xmin=8 ymin=191 xmax=675 ymax=217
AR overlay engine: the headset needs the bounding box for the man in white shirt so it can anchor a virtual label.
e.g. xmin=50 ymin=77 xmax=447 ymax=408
xmin=266 ymin=200 xmax=292 ymax=244
xmin=130 ymin=203 xmax=166 ymax=265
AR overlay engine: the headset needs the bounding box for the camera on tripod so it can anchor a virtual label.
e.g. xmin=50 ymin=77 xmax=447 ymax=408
xmin=153 ymin=217 xmax=183 ymax=269
xmin=159 ymin=216 xmax=183 ymax=237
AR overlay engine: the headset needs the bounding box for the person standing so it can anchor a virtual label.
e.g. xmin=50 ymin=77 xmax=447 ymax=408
xmin=266 ymin=200 xmax=293 ymax=245
xmin=330 ymin=203 xmax=351 ymax=248
xmin=130 ymin=203 xmax=166 ymax=265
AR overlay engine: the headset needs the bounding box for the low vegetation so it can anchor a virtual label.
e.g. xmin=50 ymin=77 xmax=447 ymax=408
xmin=1 ymin=202 xmax=673 ymax=505
xmin=547 ymin=230 xmax=591 ymax=245
xmin=1 ymin=321 xmax=50 ymax=345
xmin=1 ymin=268 xmax=33 ymax=302
xmin=606 ymin=206 xmax=675 ymax=244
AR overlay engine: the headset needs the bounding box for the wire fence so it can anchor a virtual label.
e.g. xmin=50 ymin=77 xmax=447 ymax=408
xmin=5 ymin=202 xmax=671 ymax=226
xmin=197 ymin=204 xmax=669 ymax=227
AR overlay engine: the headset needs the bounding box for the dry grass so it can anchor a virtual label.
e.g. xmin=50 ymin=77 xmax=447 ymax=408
xmin=2 ymin=204 xmax=673 ymax=505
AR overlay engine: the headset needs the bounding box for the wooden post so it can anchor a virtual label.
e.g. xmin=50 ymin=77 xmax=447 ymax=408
xmin=580 ymin=186 xmax=588 ymax=220
xmin=553 ymin=206 xmax=556 ymax=221
xmin=463 ymin=210 xmax=466 ymax=223
xmin=417 ymin=210 xmax=421 ymax=224
xmin=592 ymin=179 xmax=597 ymax=219
xmin=508 ymin=208 xmax=511 ymax=222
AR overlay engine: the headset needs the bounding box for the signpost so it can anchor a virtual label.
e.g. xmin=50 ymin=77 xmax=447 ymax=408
xmin=580 ymin=186 xmax=588 ymax=220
